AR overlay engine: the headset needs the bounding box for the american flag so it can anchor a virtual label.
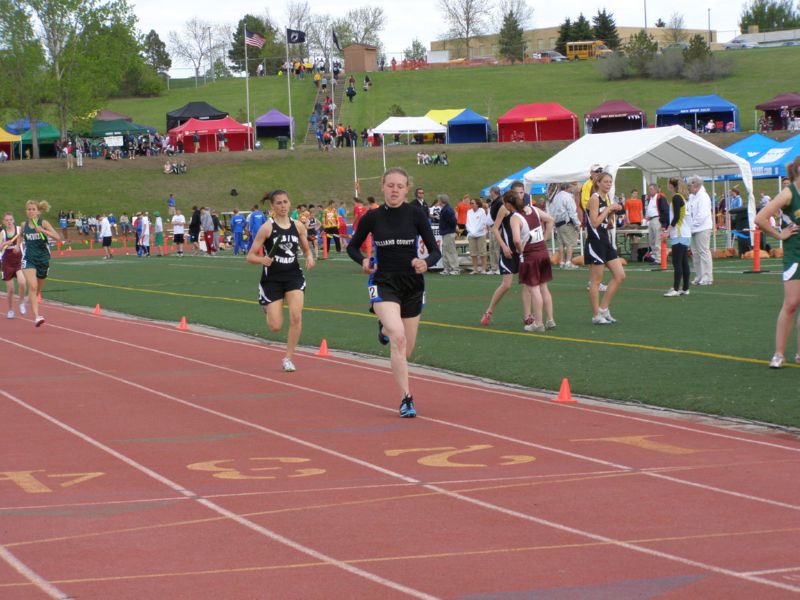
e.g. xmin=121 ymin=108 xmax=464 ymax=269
xmin=245 ymin=30 xmax=266 ymax=49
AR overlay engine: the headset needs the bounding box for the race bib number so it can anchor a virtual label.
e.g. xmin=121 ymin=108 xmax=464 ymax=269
xmin=368 ymin=285 xmax=379 ymax=300
xmin=529 ymin=226 xmax=544 ymax=244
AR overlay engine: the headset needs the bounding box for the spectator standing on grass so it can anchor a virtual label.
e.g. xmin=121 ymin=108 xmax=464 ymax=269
xmin=437 ymin=194 xmax=459 ymax=275
xmin=171 ymin=208 xmax=186 ymax=256
xmin=410 ymin=187 xmax=428 ymax=220
xmin=466 ymin=196 xmax=489 ymax=274
xmin=200 ymin=207 xmax=215 ymax=256
xmin=687 ymin=175 xmax=714 ymax=285
xmin=645 ymin=183 xmax=669 ymax=263
xmin=247 ymin=189 xmax=315 ymax=373
xmin=456 ymin=194 xmax=470 ymax=237
xmin=585 ymin=171 xmax=626 ymax=325
xmin=108 ymin=212 xmax=117 ymax=237
xmin=230 ymin=209 xmax=246 ymax=256
xmin=246 ymin=204 xmax=267 ymax=252
xmin=58 ymin=211 xmax=69 ymax=244
xmin=140 ymin=212 xmax=151 ymax=257
xmin=322 ymin=200 xmax=340 ymax=253
xmin=153 ymin=211 xmax=164 ymax=256
xmin=99 ymin=213 xmax=113 ymax=260
xmin=212 ymin=211 xmax=222 ymax=251
xmin=1 ymin=212 xmax=27 ymax=319
xmin=550 ymin=182 xmax=581 ymax=269
xmin=119 ymin=212 xmax=130 ymax=241
xmin=167 ymin=193 xmax=176 ymax=216
xmin=755 ymin=155 xmax=800 ymax=369
xmin=189 ymin=206 xmax=202 ymax=255
xmin=663 ymin=178 xmax=692 ymax=297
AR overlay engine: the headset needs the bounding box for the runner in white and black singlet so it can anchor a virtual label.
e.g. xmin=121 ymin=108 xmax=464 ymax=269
xmin=247 ymin=190 xmax=315 ymax=373
xmin=1 ymin=212 xmax=27 ymax=319
xmin=584 ymin=171 xmax=626 ymax=325
xmin=347 ymin=167 xmax=441 ymax=418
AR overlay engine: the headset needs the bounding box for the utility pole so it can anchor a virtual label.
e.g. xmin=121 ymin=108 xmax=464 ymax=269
xmin=643 ymin=0 xmax=648 ymax=32
xmin=707 ymin=8 xmax=712 ymax=45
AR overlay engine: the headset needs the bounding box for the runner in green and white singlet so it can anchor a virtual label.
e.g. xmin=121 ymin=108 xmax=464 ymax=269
xmin=755 ymin=156 xmax=800 ymax=368
xmin=21 ymin=200 xmax=62 ymax=327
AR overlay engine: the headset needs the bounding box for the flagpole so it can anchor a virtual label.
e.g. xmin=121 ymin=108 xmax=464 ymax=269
xmin=285 ymin=35 xmax=295 ymax=150
xmin=352 ymin=137 xmax=358 ymax=197
xmin=245 ymin=35 xmax=252 ymax=151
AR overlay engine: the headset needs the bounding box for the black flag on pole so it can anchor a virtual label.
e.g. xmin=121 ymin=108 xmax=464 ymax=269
xmin=287 ymin=28 xmax=306 ymax=44
xmin=332 ymin=28 xmax=341 ymax=51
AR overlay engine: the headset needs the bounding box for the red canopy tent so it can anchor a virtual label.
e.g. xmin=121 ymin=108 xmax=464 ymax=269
xmin=755 ymin=92 xmax=800 ymax=130
xmin=584 ymin=99 xmax=647 ymax=134
xmin=497 ymin=102 xmax=579 ymax=143
xmin=168 ymin=116 xmax=252 ymax=153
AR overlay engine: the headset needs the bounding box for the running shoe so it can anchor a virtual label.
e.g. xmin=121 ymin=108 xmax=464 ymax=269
xmin=524 ymin=323 xmax=545 ymax=332
xmin=679 ymin=290 xmax=690 ymax=296
xmin=377 ymin=320 xmax=389 ymax=345
xmin=795 ymin=354 xmax=800 ymax=364
xmin=769 ymin=354 xmax=785 ymax=369
xmin=19 ymin=301 xmax=27 ymax=315
xmin=282 ymin=357 xmax=296 ymax=372
xmin=585 ymin=282 xmax=609 ymax=292
xmin=399 ymin=395 xmax=417 ymax=418
xmin=34 ymin=316 xmax=45 ymax=327
xmin=599 ymin=308 xmax=617 ymax=323
xmin=663 ymin=289 xmax=681 ymax=297
xmin=480 ymin=311 xmax=492 ymax=326
xmin=545 ymin=319 xmax=557 ymax=330
xmin=6 ymin=310 xmax=13 ymax=319
xmin=592 ymin=314 xmax=611 ymax=325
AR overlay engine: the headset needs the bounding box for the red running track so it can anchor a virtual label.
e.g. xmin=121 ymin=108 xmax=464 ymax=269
xmin=1 ymin=303 xmax=799 ymax=599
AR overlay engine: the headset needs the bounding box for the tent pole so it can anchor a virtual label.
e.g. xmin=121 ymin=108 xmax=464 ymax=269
xmin=285 ymin=37 xmax=295 ymax=150
xmin=382 ymin=140 xmax=386 ymax=172
xmin=711 ymin=170 xmax=717 ymax=252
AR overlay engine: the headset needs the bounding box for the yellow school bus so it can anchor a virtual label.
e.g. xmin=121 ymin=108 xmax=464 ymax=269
xmin=566 ymin=40 xmax=613 ymax=60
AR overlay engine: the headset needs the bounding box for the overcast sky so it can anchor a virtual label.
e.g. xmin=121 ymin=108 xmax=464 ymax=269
xmin=131 ymin=0 xmax=743 ymax=75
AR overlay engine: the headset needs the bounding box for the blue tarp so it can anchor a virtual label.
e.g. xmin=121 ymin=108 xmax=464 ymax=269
xmin=5 ymin=118 xmax=51 ymax=135
xmin=480 ymin=167 xmax=546 ymax=198
xmin=749 ymin=134 xmax=800 ymax=178
xmin=655 ymin=94 xmax=739 ymax=132
xmin=447 ymin=108 xmax=489 ymax=144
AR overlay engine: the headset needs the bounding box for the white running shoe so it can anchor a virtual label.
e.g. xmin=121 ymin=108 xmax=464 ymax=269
xmin=663 ymin=289 xmax=681 ymax=297
xmin=282 ymin=357 xmax=296 ymax=372
xmin=599 ymin=307 xmax=616 ymax=323
xmin=19 ymin=301 xmax=26 ymax=315
xmin=592 ymin=314 xmax=611 ymax=325
xmin=769 ymin=354 xmax=784 ymax=369
xmin=34 ymin=316 xmax=45 ymax=327
xmin=679 ymin=289 xmax=690 ymax=296
xmin=599 ymin=283 xmax=608 ymax=292
xmin=6 ymin=310 xmax=14 ymax=319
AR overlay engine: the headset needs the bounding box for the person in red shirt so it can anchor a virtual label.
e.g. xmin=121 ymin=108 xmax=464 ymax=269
xmin=352 ymin=197 xmax=369 ymax=252
xmin=456 ymin=194 xmax=470 ymax=237
xmin=625 ymin=189 xmax=644 ymax=226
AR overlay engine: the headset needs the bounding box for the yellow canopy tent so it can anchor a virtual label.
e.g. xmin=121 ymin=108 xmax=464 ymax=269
xmin=0 ymin=126 xmax=21 ymax=161
xmin=424 ymin=108 xmax=465 ymax=126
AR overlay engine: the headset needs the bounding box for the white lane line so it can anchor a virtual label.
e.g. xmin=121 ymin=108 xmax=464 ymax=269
xmin=3 ymin=344 xmax=800 ymax=593
xmin=38 ymin=323 xmax=800 ymax=513
xmin=45 ymin=303 xmax=800 ymax=455
xmin=0 ymin=544 xmax=70 ymax=599
xmin=0 ymin=389 xmax=439 ymax=600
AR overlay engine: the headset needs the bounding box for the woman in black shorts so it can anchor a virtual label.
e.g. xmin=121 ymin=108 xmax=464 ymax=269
xmin=247 ymin=190 xmax=315 ymax=372
xmin=347 ymin=168 xmax=441 ymax=418
xmin=585 ymin=171 xmax=626 ymax=325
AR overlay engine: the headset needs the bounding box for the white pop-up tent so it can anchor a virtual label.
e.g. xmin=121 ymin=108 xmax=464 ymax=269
xmin=524 ymin=125 xmax=757 ymax=232
xmin=372 ymin=116 xmax=447 ymax=170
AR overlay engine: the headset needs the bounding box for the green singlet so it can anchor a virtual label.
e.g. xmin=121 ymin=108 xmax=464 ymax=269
xmin=784 ymin=184 xmax=800 ymax=274
xmin=22 ymin=219 xmax=51 ymax=269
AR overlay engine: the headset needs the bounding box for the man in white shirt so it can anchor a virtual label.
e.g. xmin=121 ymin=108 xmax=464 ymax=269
xmin=644 ymin=183 xmax=667 ymax=263
xmin=99 ymin=214 xmax=113 ymax=260
xmin=550 ymin=182 xmax=580 ymax=268
xmin=171 ymin=208 xmax=186 ymax=256
xmin=140 ymin=212 xmax=151 ymax=257
xmin=687 ymin=175 xmax=714 ymax=285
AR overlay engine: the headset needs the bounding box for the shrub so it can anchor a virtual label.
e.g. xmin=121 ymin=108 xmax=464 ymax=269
xmin=647 ymin=50 xmax=684 ymax=79
xmin=624 ymin=29 xmax=658 ymax=77
xmin=684 ymin=56 xmax=733 ymax=81
xmin=387 ymin=104 xmax=406 ymax=117
xmin=597 ymin=53 xmax=630 ymax=80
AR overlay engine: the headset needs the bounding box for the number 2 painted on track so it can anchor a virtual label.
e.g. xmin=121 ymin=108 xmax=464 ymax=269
xmin=384 ymin=445 xmax=536 ymax=468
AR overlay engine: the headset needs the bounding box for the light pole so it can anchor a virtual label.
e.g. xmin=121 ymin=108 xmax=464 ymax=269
xmin=643 ymin=0 xmax=648 ymax=32
xmin=707 ymin=8 xmax=712 ymax=45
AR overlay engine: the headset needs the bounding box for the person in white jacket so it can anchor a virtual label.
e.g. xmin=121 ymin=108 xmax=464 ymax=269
xmin=686 ymin=175 xmax=714 ymax=285
xmin=466 ymin=196 xmax=489 ymax=274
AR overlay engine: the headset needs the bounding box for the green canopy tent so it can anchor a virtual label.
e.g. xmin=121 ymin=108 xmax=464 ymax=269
xmin=85 ymin=118 xmax=152 ymax=137
xmin=16 ymin=122 xmax=61 ymax=159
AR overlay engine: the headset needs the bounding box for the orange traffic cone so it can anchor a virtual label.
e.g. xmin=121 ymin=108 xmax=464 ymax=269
xmin=316 ymin=339 xmax=330 ymax=357
xmin=556 ymin=378 xmax=576 ymax=403
xmin=177 ymin=316 xmax=188 ymax=331
xmin=93 ymin=304 xmax=101 ymax=315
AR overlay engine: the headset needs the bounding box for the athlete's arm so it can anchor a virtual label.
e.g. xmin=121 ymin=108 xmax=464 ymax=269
xmin=246 ymin=222 xmax=274 ymax=266
xmin=756 ymin=190 xmax=797 ymax=240
xmin=492 ymin=204 xmax=512 ymax=258
xmin=38 ymin=219 xmax=62 ymax=242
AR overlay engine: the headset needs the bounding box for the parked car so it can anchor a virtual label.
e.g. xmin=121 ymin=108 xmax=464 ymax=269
xmin=782 ymin=40 xmax=800 ymax=46
xmin=724 ymin=40 xmax=759 ymax=50
xmin=662 ymin=42 xmax=689 ymax=52
xmin=531 ymin=50 xmax=568 ymax=62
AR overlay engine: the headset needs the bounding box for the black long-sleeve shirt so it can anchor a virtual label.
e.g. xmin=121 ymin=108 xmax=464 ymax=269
xmin=347 ymin=202 xmax=441 ymax=272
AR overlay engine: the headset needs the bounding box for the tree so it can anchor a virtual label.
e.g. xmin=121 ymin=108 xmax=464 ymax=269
xmin=664 ymin=12 xmax=688 ymax=44
xmin=740 ymin=0 xmax=800 ymax=33
xmin=403 ymin=38 xmax=427 ymax=61
xmin=437 ymin=0 xmax=492 ymax=59
xmin=0 ymin=0 xmax=50 ymax=158
xmin=655 ymin=17 xmax=666 ymax=27
xmin=229 ymin=15 xmax=281 ymax=76
xmin=555 ymin=18 xmax=572 ymax=55
xmin=571 ymin=13 xmax=593 ymax=41
xmin=306 ymin=14 xmax=336 ymax=69
xmin=492 ymin=0 xmax=533 ymax=31
xmin=344 ymin=7 xmax=385 ymax=46
xmin=27 ymin=0 xmax=143 ymax=138
xmin=623 ymin=29 xmax=657 ymax=77
xmin=592 ymin=9 xmax=620 ymax=49
xmin=142 ymin=29 xmax=171 ymax=73
xmin=169 ymin=17 xmax=213 ymax=86
xmin=683 ymin=33 xmax=711 ymax=63
xmin=497 ymin=10 xmax=525 ymax=62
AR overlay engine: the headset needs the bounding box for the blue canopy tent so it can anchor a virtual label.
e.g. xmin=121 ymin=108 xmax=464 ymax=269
xmin=655 ymin=94 xmax=740 ymax=132
xmin=750 ymin=134 xmax=800 ymax=178
xmin=480 ymin=167 xmax=546 ymax=198
xmin=710 ymin=133 xmax=778 ymax=181
xmin=5 ymin=118 xmax=51 ymax=135
xmin=447 ymin=108 xmax=490 ymax=144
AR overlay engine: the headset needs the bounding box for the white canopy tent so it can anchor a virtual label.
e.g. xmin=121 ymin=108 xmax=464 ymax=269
xmin=372 ymin=116 xmax=447 ymax=171
xmin=524 ymin=126 xmax=757 ymax=232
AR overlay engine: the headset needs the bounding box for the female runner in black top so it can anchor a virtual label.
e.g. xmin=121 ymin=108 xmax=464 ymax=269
xmin=247 ymin=190 xmax=315 ymax=372
xmin=347 ymin=168 xmax=441 ymax=418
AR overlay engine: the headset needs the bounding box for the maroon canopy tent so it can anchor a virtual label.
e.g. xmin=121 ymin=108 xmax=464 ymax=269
xmin=755 ymin=92 xmax=800 ymax=130
xmin=584 ymin=99 xmax=647 ymax=134
xmin=497 ymin=103 xmax=579 ymax=143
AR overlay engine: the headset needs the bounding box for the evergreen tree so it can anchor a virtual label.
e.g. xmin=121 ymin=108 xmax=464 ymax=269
xmin=403 ymin=38 xmax=427 ymax=61
xmin=572 ymin=13 xmax=593 ymax=41
xmin=740 ymin=0 xmax=800 ymax=33
xmin=229 ymin=15 xmax=282 ymax=76
xmin=684 ymin=33 xmax=711 ymax=63
xmin=592 ymin=9 xmax=621 ymax=49
xmin=498 ymin=10 xmax=525 ymax=62
xmin=555 ymin=18 xmax=572 ymax=55
xmin=624 ymin=29 xmax=658 ymax=77
xmin=142 ymin=30 xmax=171 ymax=73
